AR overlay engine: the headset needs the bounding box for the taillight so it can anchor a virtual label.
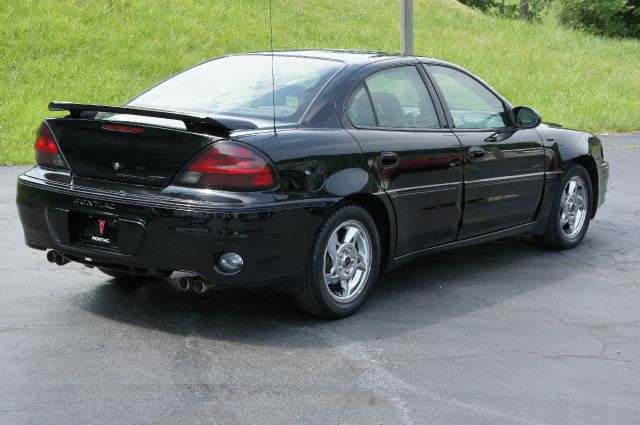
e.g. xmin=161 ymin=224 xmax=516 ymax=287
xmin=175 ymin=141 xmax=276 ymax=190
xmin=34 ymin=123 xmax=67 ymax=169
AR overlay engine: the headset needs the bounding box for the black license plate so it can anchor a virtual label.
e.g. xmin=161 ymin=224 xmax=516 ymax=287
xmin=80 ymin=214 xmax=118 ymax=247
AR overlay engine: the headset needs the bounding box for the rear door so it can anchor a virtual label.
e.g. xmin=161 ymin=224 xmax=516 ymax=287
xmin=344 ymin=65 xmax=464 ymax=256
xmin=424 ymin=64 xmax=545 ymax=239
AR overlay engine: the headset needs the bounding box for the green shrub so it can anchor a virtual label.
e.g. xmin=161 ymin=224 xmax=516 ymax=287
xmin=458 ymin=0 xmax=550 ymax=21
xmin=458 ymin=0 xmax=497 ymax=12
xmin=558 ymin=0 xmax=640 ymax=38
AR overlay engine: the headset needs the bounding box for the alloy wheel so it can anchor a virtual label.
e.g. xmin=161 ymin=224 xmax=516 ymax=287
xmin=560 ymin=176 xmax=588 ymax=239
xmin=323 ymin=220 xmax=372 ymax=303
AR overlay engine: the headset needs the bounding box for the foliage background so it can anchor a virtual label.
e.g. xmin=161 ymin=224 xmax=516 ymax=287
xmin=558 ymin=0 xmax=640 ymax=39
xmin=1 ymin=0 xmax=639 ymax=165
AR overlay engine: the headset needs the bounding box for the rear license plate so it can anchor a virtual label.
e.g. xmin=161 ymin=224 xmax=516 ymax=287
xmin=80 ymin=214 xmax=118 ymax=247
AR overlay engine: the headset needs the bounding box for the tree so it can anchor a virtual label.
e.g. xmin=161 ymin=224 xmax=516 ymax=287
xmin=558 ymin=0 xmax=640 ymax=39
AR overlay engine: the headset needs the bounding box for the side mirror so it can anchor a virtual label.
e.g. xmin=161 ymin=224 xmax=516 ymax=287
xmin=513 ymin=106 xmax=542 ymax=129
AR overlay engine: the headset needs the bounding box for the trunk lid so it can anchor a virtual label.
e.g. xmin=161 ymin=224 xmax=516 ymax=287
xmin=46 ymin=118 xmax=217 ymax=187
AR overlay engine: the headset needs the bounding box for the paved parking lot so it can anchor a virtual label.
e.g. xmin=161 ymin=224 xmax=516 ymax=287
xmin=1 ymin=135 xmax=639 ymax=424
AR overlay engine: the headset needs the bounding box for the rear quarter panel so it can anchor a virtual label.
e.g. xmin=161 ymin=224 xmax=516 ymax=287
xmin=234 ymin=129 xmax=378 ymax=203
xmin=234 ymin=129 xmax=400 ymax=270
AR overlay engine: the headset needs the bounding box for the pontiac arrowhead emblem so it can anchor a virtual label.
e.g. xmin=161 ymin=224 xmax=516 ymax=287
xmin=98 ymin=219 xmax=106 ymax=235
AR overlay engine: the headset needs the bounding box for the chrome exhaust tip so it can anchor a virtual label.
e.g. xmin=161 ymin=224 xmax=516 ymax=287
xmin=192 ymin=278 xmax=208 ymax=294
xmin=46 ymin=250 xmax=56 ymax=263
xmin=178 ymin=276 xmax=192 ymax=291
xmin=54 ymin=253 xmax=69 ymax=266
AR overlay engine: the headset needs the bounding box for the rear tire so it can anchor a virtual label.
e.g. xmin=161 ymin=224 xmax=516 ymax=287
xmin=291 ymin=204 xmax=380 ymax=318
xmin=536 ymin=164 xmax=592 ymax=249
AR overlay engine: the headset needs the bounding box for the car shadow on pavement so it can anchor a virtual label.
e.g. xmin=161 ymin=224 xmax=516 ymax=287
xmin=74 ymin=234 xmax=584 ymax=348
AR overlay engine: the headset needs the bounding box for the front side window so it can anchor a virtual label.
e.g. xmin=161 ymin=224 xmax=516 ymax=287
xmin=129 ymin=55 xmax=344 ymax=123
xmin=346 ymin=66 xmax=440 ymax=129
xmin=427 ymin=65 xmax=509 ymax=129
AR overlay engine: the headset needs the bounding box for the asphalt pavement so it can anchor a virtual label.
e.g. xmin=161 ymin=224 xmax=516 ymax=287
xmin=1 ymin=135 xmax=639 ymax=424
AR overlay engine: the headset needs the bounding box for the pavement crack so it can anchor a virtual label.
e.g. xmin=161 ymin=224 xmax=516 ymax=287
xmin=267 ymin=322 xmax=555 ymax=425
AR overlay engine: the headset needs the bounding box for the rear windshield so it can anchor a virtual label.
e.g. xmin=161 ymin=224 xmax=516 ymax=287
xmin=129 ymin=55 xmax=344 ymax=123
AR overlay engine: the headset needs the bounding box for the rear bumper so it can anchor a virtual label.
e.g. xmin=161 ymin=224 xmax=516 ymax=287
xmin=16 ymin=168 xmax=329 ymax=289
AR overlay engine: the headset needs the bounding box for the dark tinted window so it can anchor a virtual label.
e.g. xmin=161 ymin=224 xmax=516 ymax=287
xmin=346 ymin=66 xmax=440 ymax=129
xmin=365 ymin=67 xmax=439 ymax=128
xmin=130 ymin=55 xmax=343 ymax=122
xmin=346 ymin=84 xmax=376 ymax=127
xmin=427 ymin=65 xmax=508 ymax=129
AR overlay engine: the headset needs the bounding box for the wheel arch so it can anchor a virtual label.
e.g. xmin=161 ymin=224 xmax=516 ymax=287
xmin=341 ymin=192 xmax=396 ymax=272
xmin=566 ymin=155 xmax=599 ymax=218
xmin=537 ymin=125 xmax=603 ymax=219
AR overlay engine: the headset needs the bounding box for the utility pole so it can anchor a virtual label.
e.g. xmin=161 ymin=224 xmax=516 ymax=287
xmin=519 ymin=0 xmax=529 ymax=19
xmin=400 ymin=0 xmax=413 ymax=55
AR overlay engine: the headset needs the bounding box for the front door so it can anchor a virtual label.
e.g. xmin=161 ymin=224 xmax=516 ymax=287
xmin=425 ymin=64 xmax=545 ymax=239
xmin=345 ymin=65 xmax=464 ymax=255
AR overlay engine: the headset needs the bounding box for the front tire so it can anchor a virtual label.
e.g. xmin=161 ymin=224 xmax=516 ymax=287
xmin=292 ymin=204 xmax=380 ymax=318
xmin=536 ymin=164 xmax=593 ymax=249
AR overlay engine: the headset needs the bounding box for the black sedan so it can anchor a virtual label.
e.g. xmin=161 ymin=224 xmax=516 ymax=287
xmin=16 ymin=50 xmax=609 ymax=317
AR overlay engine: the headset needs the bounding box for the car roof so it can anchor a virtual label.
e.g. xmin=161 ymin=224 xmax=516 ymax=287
xmin=238 ymin=49 xmax=443 ymax=65
xmin=245 ymin=49 xmax=396 ymax=62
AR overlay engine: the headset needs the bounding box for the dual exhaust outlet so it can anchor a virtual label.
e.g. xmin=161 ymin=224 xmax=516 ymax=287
xmin=178 ymin=276 xmax=211 ymax=294
xmin=46 ymin=250 xmax=211 ymax=294
xmin=46 ymin=250 xmax=70 ymax=266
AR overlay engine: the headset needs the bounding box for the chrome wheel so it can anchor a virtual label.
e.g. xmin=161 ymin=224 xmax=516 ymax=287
xmin=323 ymin=220 xmax=372 ymax=303
xmin=560 ymin=176 xmax=588 ymax=239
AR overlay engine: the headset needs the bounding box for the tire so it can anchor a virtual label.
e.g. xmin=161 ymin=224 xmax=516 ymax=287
xmin=536 ymin=164 xmax=593 ymax=249
xmin=291 ymin=204 xmax=381 ymax=318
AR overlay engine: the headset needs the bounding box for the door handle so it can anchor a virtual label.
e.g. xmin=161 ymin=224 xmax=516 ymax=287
xmin=484 ymin=134 xmax=499 ymax=143
xmin=380 ymin=152 xmax=399 ymax=168
xmin=469 ymin=146 xmax=485 ymax=159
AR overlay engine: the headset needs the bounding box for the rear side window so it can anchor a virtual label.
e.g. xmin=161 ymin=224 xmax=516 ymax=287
xmin=346 ymin=66 xmax=440 ymax=129
xmin=347 ymin=84 xmax=376 ymax=127
xmin=426 ymin=65 xmax=509 ymax=129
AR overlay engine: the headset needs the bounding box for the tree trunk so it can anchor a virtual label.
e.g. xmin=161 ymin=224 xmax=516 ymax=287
xmin=519 ymin=0 xmax=529 ymax=19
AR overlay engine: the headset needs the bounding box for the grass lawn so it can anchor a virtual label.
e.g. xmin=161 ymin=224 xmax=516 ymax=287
xmin=1 ymin=0 xmax=639 ymax=165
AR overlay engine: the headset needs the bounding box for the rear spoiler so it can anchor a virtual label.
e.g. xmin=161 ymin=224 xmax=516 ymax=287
xmin=48 ymin=101 xmax=258 ymax=135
